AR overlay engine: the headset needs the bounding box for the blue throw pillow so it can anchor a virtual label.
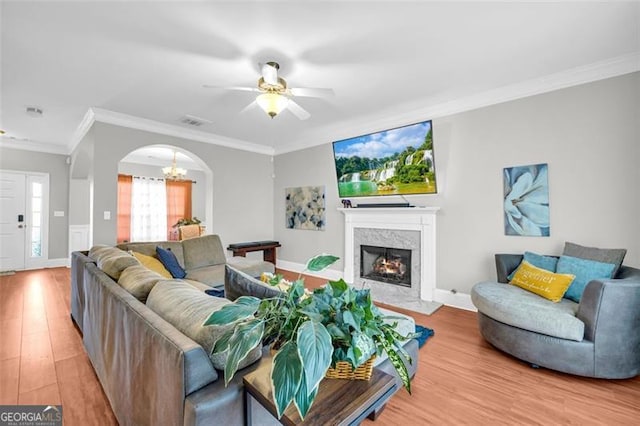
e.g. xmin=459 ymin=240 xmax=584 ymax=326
xmin=556 ymin=255 xmax=616 ymax=302
xmin=155 ymin=246 xmax=186 ymax=279
xmin=508 ymin=251 xmax=559 ymax=281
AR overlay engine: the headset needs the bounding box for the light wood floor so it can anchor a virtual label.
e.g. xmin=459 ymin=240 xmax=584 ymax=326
xmin=2 ymin=268 xmax=639 ymax=425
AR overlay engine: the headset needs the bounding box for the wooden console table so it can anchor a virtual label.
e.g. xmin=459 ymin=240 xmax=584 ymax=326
xmin=243 ymin=361 xmax=397 ymax=425
xmin=227 ymin=241 xmax=281 ymax=265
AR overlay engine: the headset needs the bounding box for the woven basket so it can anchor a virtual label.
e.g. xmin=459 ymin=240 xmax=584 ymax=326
xmin=325 ymin=355 xmax=376 ymax=381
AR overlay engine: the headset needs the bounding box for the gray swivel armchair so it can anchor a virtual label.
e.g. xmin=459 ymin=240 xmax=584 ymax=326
xmin=472 ymin=254 xmax=640 ymax=379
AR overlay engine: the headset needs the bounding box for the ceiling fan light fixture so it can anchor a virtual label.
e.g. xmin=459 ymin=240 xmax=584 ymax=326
xmin=256 ymin=92 xmax=289 ymax=118
xmin=162 ymin=151 xmax=187 ymax=181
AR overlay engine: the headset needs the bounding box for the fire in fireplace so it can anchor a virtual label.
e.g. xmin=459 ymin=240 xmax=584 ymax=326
xmin=360 ymin=245 xmax=411 ymax=287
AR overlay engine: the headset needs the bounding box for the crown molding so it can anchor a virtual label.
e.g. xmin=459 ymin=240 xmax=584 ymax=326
xmin=67 ymin=107 xmax=96 ymax=154
xmin=89 ymin=108 xmax=275 ymax=156
xmin=274 ymin=53 xmax=640 ymax=155
xmin=0 ymin=138 xmax=69 ymax=156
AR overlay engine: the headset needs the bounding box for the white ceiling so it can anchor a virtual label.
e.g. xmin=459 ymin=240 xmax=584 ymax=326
xmin=1 ymin=1 xmax=639 ymax=156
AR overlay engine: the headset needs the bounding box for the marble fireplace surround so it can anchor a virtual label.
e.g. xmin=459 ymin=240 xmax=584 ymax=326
xmin=339 ymin=207 xmax=440 ymax=314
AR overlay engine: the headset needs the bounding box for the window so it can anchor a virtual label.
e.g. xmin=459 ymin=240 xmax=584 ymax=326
xmin=30 ymin=181 xmax=43 ymax=257
xmin=117 ymin=174 xmax=193 ymax=242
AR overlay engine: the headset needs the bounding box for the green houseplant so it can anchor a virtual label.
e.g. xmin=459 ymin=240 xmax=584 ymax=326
xmin=172 ymin=217 xmax=201 ymax=228
xmin=203 ymin=255 xmax=419 ymax=419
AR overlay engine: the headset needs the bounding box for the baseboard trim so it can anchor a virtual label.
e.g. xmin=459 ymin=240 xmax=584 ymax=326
xmin=434 ymin=289 xmax=476 ymax=312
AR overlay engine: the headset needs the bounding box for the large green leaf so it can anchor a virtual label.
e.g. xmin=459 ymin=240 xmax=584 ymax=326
xmin=305 ymin=254 xmax=339 ymax=272
xmin=223 ymin=319 xmax=264 ymax=386
xmin=296 ymin=321 xmax=332 ymax=397
xmin=211 ymin=328 xmax=234 ymax=354
xmin=202 ymin=296 xmax=261 ymax=326
xmin=376 ymin=335 xmax=412 ymax=394
xmin=294 ymin=371 xmax=318 ymax=419
xmin=271 ymin=341 xmax=303 ymax=419
xmin=351 ymin=332 xmax=376 ymax=366
xmin=328 ymin=278 xmax=348 ymax=297
xmin=342 ymin=310 xmax=361 ymax=333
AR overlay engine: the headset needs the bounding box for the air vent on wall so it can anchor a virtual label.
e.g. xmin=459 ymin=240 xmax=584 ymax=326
xmin=180 ymin=114 xmax=212 ymax=127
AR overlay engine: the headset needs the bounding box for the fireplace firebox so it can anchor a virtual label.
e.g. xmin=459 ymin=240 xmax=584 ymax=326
xmin=360 ymin=245 xmax=411 ymax=287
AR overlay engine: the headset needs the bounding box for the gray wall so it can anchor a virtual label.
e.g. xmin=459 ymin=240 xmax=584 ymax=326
xmin=74 ymin=122 xmax=274 ymax=250
xmin=0 ymin=147 xmax=70 ymax=259
xmin=118 ymin=162 xmax=207 ymax=224
xmin=273 ymin=72 xmax=640 ymax=294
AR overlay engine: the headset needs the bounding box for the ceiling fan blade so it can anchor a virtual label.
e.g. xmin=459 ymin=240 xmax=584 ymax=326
xmin=239 ymin=100 xmax=258 ymax=114
xmin=261 ymin=62 xmax=279 ymax=85
xmin=287 ymin=99 xmax=311 ymax=120
xmin=289 ymin=87 xmax=335 ymax=98
xmin=202 ymin=84 xmax=260 ymax=93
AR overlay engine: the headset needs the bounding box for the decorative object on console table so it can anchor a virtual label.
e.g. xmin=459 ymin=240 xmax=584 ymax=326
xmin=285 ymin=186 xmax=326 ymax=230
xmin=203 ymin=254 xmax=420 ymax=420
xmin=227 ymin=240 xmax=281 ymax=265
xmin=503 ymin=163 xmax=549 ymax=236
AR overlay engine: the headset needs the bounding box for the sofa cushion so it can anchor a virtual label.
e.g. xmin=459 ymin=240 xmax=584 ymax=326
xmin=563 ymin=241 xmax=626 ymax=276
xmin=557 ymin=255 xmax=616 ymax=303
xmin=118 ymin=264 xmax=165 ymax=302
xmin=118 ymin=241 xmax=186 ymax=267
xmin=509 ymin=260 xmax=575 ymax=302
xmin=507 ymin=251 xmax=559 ymax=280
xmin=88 ymin=245 xmax=139 ymax=280
xmin=471 ymin=281 xmax=584 ymax=341
xmin=225 ymin=265 xmax=283 ymax=301
xmin=227 ymin=256 xmax=276 ymax=277
xmin=156 ymin=246 xmax=187 ymax=279
xmin=182 ymin=235 xmax=227 ymax=270
xmin=130 ymin=251 xmax=172 ymax=278
xmin=146 ymin=280 xmax=262 ymax=371
xmin=185 ymin=264 xmax=225 ymax=288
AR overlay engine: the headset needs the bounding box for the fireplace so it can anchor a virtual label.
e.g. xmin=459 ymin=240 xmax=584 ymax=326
xmin=360 ymin=245 xmax=412 ymax=287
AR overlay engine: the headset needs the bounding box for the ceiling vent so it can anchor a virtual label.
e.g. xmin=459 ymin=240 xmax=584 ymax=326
xmin=26 ymin=106 xmax=43 ymax=118
xmin=180 ymin=114 xmax=212 ymax=127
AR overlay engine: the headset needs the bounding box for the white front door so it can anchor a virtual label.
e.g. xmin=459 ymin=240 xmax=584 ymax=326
xmin=0 ymin=171 xmax=27 ymax=271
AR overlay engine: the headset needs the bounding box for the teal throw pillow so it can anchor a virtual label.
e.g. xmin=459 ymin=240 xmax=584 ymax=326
xmin=156 ymin=246 xmax=186 ymax=279
xmin=508 ymin=251 xmax=559 ymax=281
xmin=556 ymin=255 xmax=616 ymax=302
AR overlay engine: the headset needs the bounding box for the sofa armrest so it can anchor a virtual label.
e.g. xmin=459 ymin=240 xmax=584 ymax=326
xmin=495 ymin=254 xmax=523 ymax=283
xmin=577 ymin=277 xmax=640 ymax=377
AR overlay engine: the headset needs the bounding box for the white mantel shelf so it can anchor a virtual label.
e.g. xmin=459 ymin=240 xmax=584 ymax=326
xmin=339 ymin=206 xmax=440 ymax=302
xmin=338 ymin=206 xmax=440 ymax=215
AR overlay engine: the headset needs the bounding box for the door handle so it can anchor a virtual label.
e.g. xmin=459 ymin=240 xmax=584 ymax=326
xmin=18 ymin=224 xmax=26 ymax=229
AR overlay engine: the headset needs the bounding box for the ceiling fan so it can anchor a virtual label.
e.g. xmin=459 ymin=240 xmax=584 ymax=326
xmin=203 ymin=62 xmax=333 ymax=120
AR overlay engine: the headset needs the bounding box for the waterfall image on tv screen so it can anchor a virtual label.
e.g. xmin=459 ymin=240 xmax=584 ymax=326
xmin=333 ymin=120 xmax=437 ymax=198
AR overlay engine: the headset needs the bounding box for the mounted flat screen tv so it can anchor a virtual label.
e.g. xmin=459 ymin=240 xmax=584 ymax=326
xmin=332 ymin=120 xmax=437 ymax=198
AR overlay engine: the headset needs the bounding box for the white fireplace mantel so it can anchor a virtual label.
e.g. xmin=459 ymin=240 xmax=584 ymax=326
xmin=339 ymin=207 xmax=440 ymax=301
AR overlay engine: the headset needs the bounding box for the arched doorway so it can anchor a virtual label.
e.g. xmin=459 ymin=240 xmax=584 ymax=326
xmin=117 ymin=145 xmax=213 ymax=242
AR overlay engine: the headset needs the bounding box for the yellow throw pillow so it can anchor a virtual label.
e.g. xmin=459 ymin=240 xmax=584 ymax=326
xmin=509 ymin=260 xmax=575 ymax=302
xmin=131 ymin=251 xmax=173 ymax=279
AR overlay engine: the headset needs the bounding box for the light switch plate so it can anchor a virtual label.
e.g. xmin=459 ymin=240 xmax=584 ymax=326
xmin=103 ymin=211 xmax=111 ymax=220
xmin=54 ymin=211 xmax=65 ymax=217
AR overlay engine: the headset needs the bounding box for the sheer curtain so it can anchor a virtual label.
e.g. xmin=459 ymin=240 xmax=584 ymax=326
xmin=130 ymin=177 xmax=167 ymax=242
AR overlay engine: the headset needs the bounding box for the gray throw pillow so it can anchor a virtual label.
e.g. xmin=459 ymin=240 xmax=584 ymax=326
xmin=563 ymin=242 xmax=626 ymax=276
xmin=225 ymin=265 xmax=283 ymax=301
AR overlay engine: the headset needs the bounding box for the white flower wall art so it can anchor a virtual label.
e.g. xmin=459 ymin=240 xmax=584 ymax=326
xmin=503 ymin=163 xmax=550 ymax=236
xmin=285 ymin=186 xmax=326 ymax=231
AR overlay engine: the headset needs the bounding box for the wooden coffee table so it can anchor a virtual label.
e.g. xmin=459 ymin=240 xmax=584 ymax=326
xmin=243 ymin=361 xmax=397 ymax=426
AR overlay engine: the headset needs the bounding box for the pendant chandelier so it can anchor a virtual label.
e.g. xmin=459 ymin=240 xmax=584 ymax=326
xmin=162 ymin=151 xmax=187 ymax=181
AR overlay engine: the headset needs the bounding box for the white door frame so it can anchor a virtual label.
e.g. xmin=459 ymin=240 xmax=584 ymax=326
xmin=0 ymin=169 xmax=50 ymax=270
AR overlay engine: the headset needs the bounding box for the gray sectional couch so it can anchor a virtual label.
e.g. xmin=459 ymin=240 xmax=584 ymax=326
xmin=472 ymin=254 xmax=640 ymax=379
xmin=70 ymin=235 xmax=420 ymax=425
